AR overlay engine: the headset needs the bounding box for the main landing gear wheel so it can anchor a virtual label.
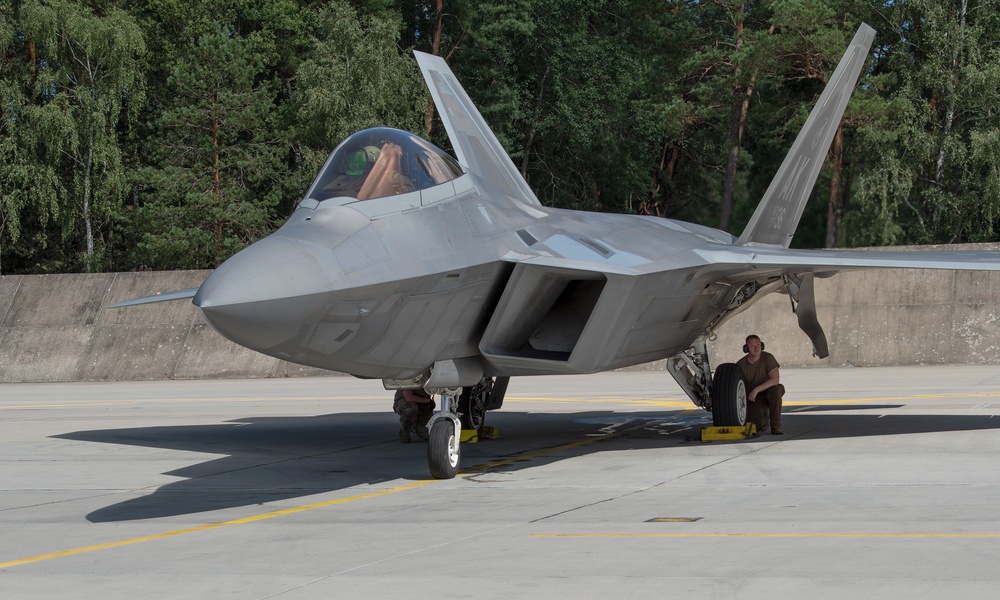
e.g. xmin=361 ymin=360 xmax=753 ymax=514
xmin=428 ymin=419 xmax=459 ymax=479
xmin=711 ymin=363 xmax=747 ymax=426
xmin=458 ymin=378 xmax=491 ymax=432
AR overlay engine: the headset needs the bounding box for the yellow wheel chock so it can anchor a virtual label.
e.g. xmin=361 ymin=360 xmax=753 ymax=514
xmin=700 ymin=423 xmax=757 ymax=442
xmin=460 ymin=425 xmax=499 ymax=444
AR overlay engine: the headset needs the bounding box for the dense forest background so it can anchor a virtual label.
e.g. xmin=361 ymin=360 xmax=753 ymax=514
xmin=1 ymin=0 xmax=998 ymax=274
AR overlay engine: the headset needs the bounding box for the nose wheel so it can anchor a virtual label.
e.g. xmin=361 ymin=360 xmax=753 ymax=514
xmin=428 ymin=419 xmax=460 ymax=478
xmin=427 ymin=390 xmax=462 ymax=479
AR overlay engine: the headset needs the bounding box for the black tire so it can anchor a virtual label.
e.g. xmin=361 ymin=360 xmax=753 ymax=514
xmin=428 ymin=420 xmax=459 ymax=479
xmin=711 ymin=363 xmax=747 ymax=426
xmin=458 ymin=378 xmax=491 ymax=432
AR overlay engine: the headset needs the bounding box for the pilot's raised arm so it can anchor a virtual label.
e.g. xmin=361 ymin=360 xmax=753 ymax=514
xmin=358 ymin=143 xmax=410 ymax=200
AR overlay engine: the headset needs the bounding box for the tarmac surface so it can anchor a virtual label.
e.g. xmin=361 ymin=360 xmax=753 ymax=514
xmin=3 ymin=366 xmax=1000 ymax=599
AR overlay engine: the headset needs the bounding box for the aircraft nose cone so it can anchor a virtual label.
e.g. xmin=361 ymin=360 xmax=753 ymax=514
xmin=194 ymin=235 xmax=334 ymax=352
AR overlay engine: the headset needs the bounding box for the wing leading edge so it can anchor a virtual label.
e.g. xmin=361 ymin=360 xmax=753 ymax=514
xmin=696 ymin=246 xmax=1000 ymax=277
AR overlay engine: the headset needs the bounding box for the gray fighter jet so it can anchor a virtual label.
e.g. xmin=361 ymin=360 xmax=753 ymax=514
xmin=114 ymin=24 xmax=1000 ymax=478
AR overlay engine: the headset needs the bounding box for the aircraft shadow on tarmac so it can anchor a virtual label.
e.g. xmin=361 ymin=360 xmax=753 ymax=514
xmin=54 ymin=406 xmax=1000 ymax=523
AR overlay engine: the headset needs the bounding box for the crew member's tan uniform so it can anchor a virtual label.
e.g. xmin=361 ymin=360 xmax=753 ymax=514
xmin=736 ymin=351 xmax=784 ymax=433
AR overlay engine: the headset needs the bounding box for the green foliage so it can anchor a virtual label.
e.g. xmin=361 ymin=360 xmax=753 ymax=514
xmin=292 ymin=2 xmax=426 ymax=166
xmin=132 ymin=23 xmax=283 ymax=269
xmin=455 ymin=0 xmax=653 ymax=213
xmin=849 ymin=0 xmax=1000 ymax=245
xmin=8 ymin=0 xmax=146 ymax=273
xmin=123 ymin=0 xmax=426 ymax=270
xmin=1 ymin=0 xmax=998 ymax=273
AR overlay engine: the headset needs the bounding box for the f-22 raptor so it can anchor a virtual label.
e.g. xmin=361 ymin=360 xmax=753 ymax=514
xmin=115 ymin=24 xmax=1000 ymax=478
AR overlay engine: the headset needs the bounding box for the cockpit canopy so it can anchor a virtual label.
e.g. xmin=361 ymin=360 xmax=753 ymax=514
xmin=305 ymin=127 xmax=465 ymax=202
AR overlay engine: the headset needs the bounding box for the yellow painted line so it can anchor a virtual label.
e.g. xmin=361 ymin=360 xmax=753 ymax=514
xmin=503 ymin=396 xmax=684 ymax=405
xmin=0 ymin=480 xmax=432 ymax=570
xmin=497 ymin=393 xmax=1000 ymax=411
xmin=4 ymin=391 xmax=998 ymax=411
xmin=0 ymin=396 xmax=389 ymax=410
xmin=463 ymin=436 xmax=608 ymax=472
xmin=4 ymin=387 xmax=995 ymax=568
xmin=0 ymin=412 xmax=665 ymax=570
xmin=461 ymin=412 xmax=689 ymax=473
xmin=532 ymin=533 xmax=1000 ymax=538
xmin=788 ymin=392 xmax=1000 ymax=404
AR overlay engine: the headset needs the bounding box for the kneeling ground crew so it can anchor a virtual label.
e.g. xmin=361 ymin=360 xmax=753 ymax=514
xmin=393 ymin=389 xmax=435 ymax=443
xmin=737 ymin=334 xmax=784 ymax=435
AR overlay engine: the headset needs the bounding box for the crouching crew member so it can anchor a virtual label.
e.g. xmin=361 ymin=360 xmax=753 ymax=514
xmin=737 ymin=334 xmax=785 ymax=435
xmin=393 ymin=389 xmax=435 ymax=443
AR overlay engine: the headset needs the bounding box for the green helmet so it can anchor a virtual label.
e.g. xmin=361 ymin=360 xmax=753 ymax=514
xmin=344 ymin=145 xmax=381 ymax=176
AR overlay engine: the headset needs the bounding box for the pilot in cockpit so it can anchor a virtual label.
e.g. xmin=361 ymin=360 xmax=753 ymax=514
xmin=305 ymin=127 xmax=464 ymax=203
xmin=353 ymin=143 xmax=414 ymax=199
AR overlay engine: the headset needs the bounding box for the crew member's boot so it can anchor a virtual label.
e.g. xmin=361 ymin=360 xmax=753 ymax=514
xmin=747 ymin=399 xmax=768 ymax=433
xmin=415 ymin=405 xmax=433 ymax=440
xmin=767 ymin=385 xmax=784 ymax=435
xmin=399 ymin=410 xmax=417 ymax=443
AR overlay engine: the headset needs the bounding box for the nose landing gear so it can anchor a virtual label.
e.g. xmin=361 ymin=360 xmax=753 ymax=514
xmin=666 ymin=333 xmax=747 ymax=427
xmin=425 ymin=377 xmax=508 ymax=479
xmin=427 ymin=389 xmax=462 ymax=479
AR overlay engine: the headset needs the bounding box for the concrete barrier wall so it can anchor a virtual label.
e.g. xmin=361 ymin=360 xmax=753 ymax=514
xmin=1 ymin=243 xmax=997 ymax=382
xmin=0 ymin=271 xmax=330 ymax=382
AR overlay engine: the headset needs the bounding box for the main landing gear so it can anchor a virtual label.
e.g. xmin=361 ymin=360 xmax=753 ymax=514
xmin=426 ymin=376 xmax=508 ymax=479
xmin=666 ymin=334 xmax=747 ymax=427
xmin=709 ymin=363 xmax=747 ymax=426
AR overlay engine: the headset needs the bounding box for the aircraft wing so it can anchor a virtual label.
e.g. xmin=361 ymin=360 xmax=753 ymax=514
xmin=696 ymin=245 xmax=1000 ymax=279
xmin=691 ymin=245 xmax=1000 ymax=360
xmin=414 ymin=51 xmax=543 ymax=208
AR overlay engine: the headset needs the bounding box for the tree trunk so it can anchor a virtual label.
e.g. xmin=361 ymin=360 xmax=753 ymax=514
xmin=934 ymin=0 xmax=968 ymax=186
xmin=719 ymin=23 xmax=771 ymax=231
xmin=29 ymin=41 xmax=37 ymax=87
xmin=720 ymin=85 xmax=752 ymax=230
xmin=83 ymin=123 xmax=95 ymax=272
xmin=0 ymin=213 xmax=6 ymax=276
xmin=521 ymin=65 xmax=550 ymax=178
xmin=647 ymin=141 xmax=681 ymax=217
xmin=213 ymin=99 xmax=223 ymax=259
xmin=424 ymin=0 xmax=444 ymax=138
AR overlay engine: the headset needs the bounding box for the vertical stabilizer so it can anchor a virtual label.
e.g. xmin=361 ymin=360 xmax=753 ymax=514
xmin=414 ymin=51 xmax=542 ymax=207
xmin=736 ymin=24 xmax=876 ymax=247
